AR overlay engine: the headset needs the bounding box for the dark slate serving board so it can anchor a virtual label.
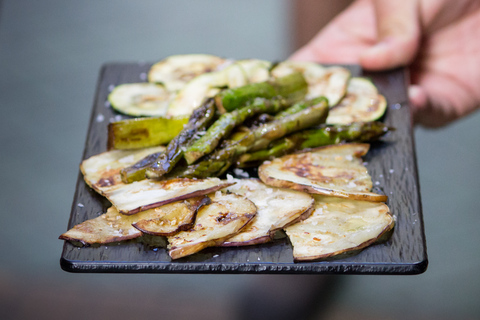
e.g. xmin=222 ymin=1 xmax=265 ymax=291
xmin=60 ymin=63 xmax=427 ymax=274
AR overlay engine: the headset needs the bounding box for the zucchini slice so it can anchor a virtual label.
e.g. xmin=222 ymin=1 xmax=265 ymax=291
xmin=107 ymin=116 xmax=189 ymax=150
xmin=327 ymin=77 xmax=387 ymax=124
xmin=108 ymin=83 xmax=173 ymax=117
xmin=148 ymin=54 xmax=227 ymax=91
xmin=166 ymin=59 xmax=273 ymax=117
xmin=271 ymin=61 xmax=351 ymax=106
xmin=235 ymin=59 xmax=272 ymax=84
xmin=166 ymin=71 xmax=227 ymax=117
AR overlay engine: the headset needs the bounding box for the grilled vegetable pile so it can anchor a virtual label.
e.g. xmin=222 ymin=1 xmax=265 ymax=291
xmin=60 ymin=54 xmax=394 ymax=261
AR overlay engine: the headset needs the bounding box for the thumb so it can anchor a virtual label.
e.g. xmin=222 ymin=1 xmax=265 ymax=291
xmin=360 ymin=0 xmax=421 ymax=70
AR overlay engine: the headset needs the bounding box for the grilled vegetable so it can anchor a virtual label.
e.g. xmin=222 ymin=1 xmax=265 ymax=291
xmin=284 ymin=195 xmax=394 ymax=261
xmin=102 ymin=177 xmax=234 ymax=215
xmin=234 ymin=59 xmax=271 ymax=83
xmin=166 ymin=71 xmax=227 ymax=117
xmin=174 ymin=98 xmax=329 ymax=178
xmin=120 ymin=151 xmax=164 ymax=183
xmin=237 ymin=121 xmax=391 ymax=166
xmin=326 ymin=77 xmax=387 ymax=124
xmin=183 ymin=97 xmax=289 ymax=164
xmin=271 ymin=61 xmax=351 ymax=106
xmin=258 ymin=143 xmax=388 ymax=202
xmin=132 ymin=196 xmax=211 ymax=236
xmin=148 ymin=54 xmax=227 ymax=91
xmin=221 ymin=178 xmax=314 ymax=246
xmin=167 ymin=192 xmax=257 ymax=259
xmin=80 ymin=146 xmax=166 ymax=194
xmin=273 ymin=96 xmax=328 ymax=119
xmin=58 ymin=197 xmax=208 ymax=245
xmin=215 ymin=72 xmax=308 ymax=113
xmin=108 ymin=83 xmax=173 ymax=117
xmin=146 ymin=98 xmax=216 ymax=179
xmin=107 ymin=116 xmax=189 ymax=150
xmin=80 ymin=145 xmax=233 ymax=214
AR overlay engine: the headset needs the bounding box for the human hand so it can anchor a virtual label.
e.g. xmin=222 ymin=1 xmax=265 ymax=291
xmin=290 ymin=0 xmax=480 ymax=127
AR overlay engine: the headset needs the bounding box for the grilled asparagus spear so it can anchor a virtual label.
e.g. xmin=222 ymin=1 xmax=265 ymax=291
xmin=183 ymin=97 xmax=290 ymax=164
xmin=120 ymin=151 xmax=164 ymax=183
xmin=132 ymin=98 xmax=217 ymax=180
xmin=173 ymin=98 xmax=329 ymax=178
xmin=273 ymin=96 xmax=328 ymax=120
xmin=236 ymin=121 xmax=392 ymax=166
xmin=215 ymin=72 xmax=308 ymax=113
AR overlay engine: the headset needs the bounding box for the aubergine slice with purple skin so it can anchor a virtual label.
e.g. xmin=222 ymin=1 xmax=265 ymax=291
xmin=80 ymin=146 xmax=234 ymax=215
xmin=58 ymin=196 xmax=207 ymax=246
xmin=285 ymin=195 xmax=394 ymax=262
xmin=80 ymin=146 xmax=166 ymax=193
xmin=167 ymin=192 xmax=257 ymax=260
xmin=258 ymin=143 xmax=388 ymax=203
xmin=133 ymin=196 xmax=211 ymax=236
xmin=220 ymin=178 xmax=314 ymax=246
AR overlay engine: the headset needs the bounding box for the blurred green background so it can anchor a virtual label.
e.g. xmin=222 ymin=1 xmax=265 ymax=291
xmin=1 ymin=1 xmax=479 ymax=319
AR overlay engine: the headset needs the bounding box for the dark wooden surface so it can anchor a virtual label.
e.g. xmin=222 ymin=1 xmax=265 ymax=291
xmin=60 ymin=63 xmax=427 ymax=274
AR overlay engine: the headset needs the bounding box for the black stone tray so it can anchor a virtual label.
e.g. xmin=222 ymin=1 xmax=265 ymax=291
xmin=60 ymin=62 xmax=427 ymax=274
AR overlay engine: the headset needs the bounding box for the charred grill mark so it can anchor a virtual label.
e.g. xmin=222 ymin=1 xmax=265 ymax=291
xmin=96 ymin=168 xmax=122 ymax=187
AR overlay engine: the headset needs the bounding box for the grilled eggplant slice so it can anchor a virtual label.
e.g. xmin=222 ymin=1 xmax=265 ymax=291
xmin=133 ymin=196 xmax=210 ymax=236
xmin=80 ymin=146 xmax=166 ymax=193
xmin=100 ymin=178 xmax=234 ymax=215
xmin=148 ymin=54 xmax=227 ymax=91
xmin=108 ymin=83 xmax=174 ymax=117
xmin=258 ymin=143 xmax=387 ymax=202
xmin=59 ymin=196 xmax=207 ymax=245
xmin=285 ymin=195 xmax=394 ymax=261
xmin=221 ymin=178 xmax=314 ymax=246
xmin=271 ymin=61 xmax=351 ymax=106
xmin=167 ymin=192 xmax=257 ymax=259
xmin=80 ymin=148 xmax=233 ymax=214
xmin=326 ymin=77 xmax=387 ymax=124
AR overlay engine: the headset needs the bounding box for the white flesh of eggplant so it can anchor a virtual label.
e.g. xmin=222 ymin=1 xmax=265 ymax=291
xmin=271 ymin=61 xmax=351 ymax=106
xmin=259 ymin=143 xmax=388 ymax=202
xmin=148 ymin=54 xmax=227 ymax=91
xmin=221 ymin=178 xmax=314 ymax=246
xmin=108 ymin=83 xmax=173 ymax=117
xmin=59 ymin=197 xmax=206 ymax=245
xmin=327 ymin=77 xmax=387 ymax=124
xmin=80 ymin=147 xmax=233 ymax=214
xmin=100 ymin=177 xmax=233 ymax=215
xmin=132 ymin=196 xmax=210 ymax=236
xmin=167 ymin=192 xmax=257 ymax=259
xmin=285 ymin=195 xmax=394 ymax=261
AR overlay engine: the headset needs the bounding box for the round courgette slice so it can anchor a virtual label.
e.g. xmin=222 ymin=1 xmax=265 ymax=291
xmin=108 ymin=83 xmax=173 ymax=117
xmin=271 ymin=61 xmax=351 ymax=107
xmin=326 ymin=77 xmax=387 ymax=125
xmin=148 ymin=54 xmax=227 ymax=91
